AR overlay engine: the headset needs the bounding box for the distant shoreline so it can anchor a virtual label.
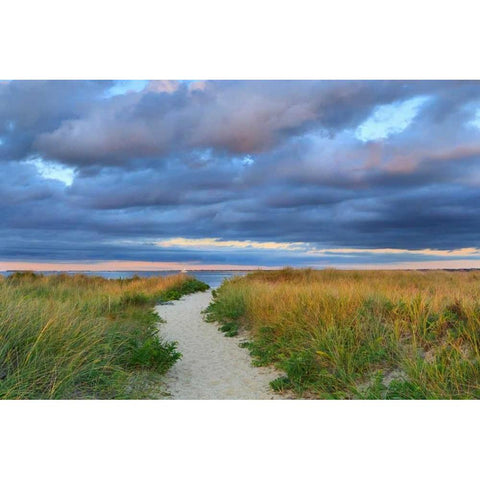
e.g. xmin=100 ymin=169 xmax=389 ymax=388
xmin=1 ymin=268 xmax=260 ymax=273
xmin=3 ymin=267 xmax=480 ymax=274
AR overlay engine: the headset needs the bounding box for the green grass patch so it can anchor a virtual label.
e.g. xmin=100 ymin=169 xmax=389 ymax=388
xmin=0 ymin=272 xmax=208 ymax=399
xmin=204 ymin=279 xmax=246 ymax=336
xmin=158 ymin=278 xmax=209 ymax=302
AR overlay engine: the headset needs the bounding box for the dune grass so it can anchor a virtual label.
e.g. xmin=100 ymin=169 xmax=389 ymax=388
xmin=0 ymin=272 xmax=209 ymax=399
xmin=206 ymin=268 xmax=480 ymax=399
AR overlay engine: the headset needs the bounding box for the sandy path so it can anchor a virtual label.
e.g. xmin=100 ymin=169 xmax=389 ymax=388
xmin=155 ymin=291 xmax=281 ymax=399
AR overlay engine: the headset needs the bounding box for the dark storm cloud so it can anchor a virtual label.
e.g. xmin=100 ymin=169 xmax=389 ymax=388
xmin=0 ymin=80 xmax=112 ymax=162
xmin=2 ymin=80 xmax=480 ymax=266
xmin=32 ymin=80 xmax=432 ymax=167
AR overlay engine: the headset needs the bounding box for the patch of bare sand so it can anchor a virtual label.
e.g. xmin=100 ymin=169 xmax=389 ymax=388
xmin=155 ymin=291 xmax=282 ymax=399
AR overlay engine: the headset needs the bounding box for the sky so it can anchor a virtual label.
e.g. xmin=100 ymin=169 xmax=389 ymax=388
xmin=2 ymin=80 xmax=480 ymax=270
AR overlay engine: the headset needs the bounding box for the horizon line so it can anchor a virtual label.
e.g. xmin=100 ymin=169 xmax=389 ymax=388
xmin=4 ymin=259 xmax=480 ymax=272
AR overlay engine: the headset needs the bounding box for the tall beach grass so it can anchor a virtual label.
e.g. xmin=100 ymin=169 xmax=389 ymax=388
xmin=0 ymin=272 xmax=208 ymax=399
xmin=206 ymin=268 xmax=480 ymax=399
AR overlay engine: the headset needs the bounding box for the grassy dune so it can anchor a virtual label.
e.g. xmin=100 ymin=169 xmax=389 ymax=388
xmin=206 ymin=268 xmax=480 ymax=399
xmin=0 ymin=272 xmax=208 ymax=399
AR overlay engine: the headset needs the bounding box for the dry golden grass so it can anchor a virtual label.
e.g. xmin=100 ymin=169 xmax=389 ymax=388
xmin=206 ymin=268 xmax=480 ymax=398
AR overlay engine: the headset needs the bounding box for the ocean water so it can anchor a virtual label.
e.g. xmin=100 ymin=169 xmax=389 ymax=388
xmin=1 ymin=270 xmax=248 ymax=289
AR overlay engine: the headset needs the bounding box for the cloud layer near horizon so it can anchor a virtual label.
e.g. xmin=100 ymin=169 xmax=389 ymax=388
xmin=2 ymin=80 xmax=480 ymax=269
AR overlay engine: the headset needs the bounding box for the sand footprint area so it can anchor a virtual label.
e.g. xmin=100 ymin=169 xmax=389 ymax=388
xmin=155 ymin=290 xmax=282 ymax=400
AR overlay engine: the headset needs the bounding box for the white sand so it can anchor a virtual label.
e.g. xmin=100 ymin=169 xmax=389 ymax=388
xmin=155 ymin=291 xmax=282 ymax=399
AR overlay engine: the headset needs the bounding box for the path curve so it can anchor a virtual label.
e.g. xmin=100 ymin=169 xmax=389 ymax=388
xmin=155 ymin=291 xmax=281 ymax=399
